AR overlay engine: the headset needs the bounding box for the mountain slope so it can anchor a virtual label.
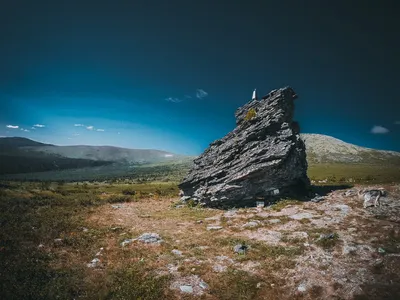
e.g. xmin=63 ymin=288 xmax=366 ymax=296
xmin=0 ymin=137 xmax=191 ymax=175
xmin=23 ymin=145 xmax=182 ymax=164
xmin=301 ymin=133 xmax=400 ymax=165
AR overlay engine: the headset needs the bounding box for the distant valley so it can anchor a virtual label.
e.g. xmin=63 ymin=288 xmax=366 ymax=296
xmin=0 ymin=135 xmax=399 ymax=182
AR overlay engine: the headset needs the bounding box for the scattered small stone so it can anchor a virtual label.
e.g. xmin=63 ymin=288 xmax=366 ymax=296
xmin=167 ymin=264 xmax=179 ymax=274
xmin=343 ymin=244 xmax=357 ymax=255
xmin=138 ymin=214 xmax=151 ymax=218
xmin=38 ymin=244 xmax=44 ymax=248
xmin=213 ymin=264 xmax=227 ymax=272
xmin=54 ymin=238 xmax=63 ymax=244
xmin=110 ymin=227 xmax=122 ymax=231
xmin=172 ymin=249 xmax=183 ymax=256
xmin=111 ymin=204 xmax=123 ymax=209
xmin=137 ymin=232 xmax=163 ymax=244
xmin=196 ymin=220 xmax=203 ymax=224
xmin=344 ymin=190 xmax=357 ymax=197
xmin=256 ymin=282 xmax=262 ymax=288
xmin=224 ymin=210 xmax=237 ymax=218
xmin=180 ymin=196 xmax=191 ymax=202
xmin=197 ymin=246 xmax=209 ymax=250
xmin=87 ymin=258 xmax=101 ymax=268
xmin=82 ymin=227 xmax=89 ymax=232
xmin=297 ymin=283 xmax=307 ymax=292
xmin=121 ymin=239 xmax=134 ymax=247
xmin=180 ymin=285 xmax=193 ymax=294
xmin=95 ymin=247 xmax=104 ymax=256
xmin=199 ymin=281 xmax=209 ymax=290
xmin=311 ymin=193 xmax=325 ymax=203
xmin=242 ymin=221 xmax=260 ymax=228
xmin=303 ymin=243 xmax=310 ymax=247
xmin=207 ymin=225 xmax=223 ymax=231
xmin=234 ymin=244 xmax=249 ymax=254
xmin=334 ymin=204 xmax=350 ymax=216
xmin=175 ymin=205 xmax=185 ymax=209
xmin=256 ymin=201 xmax=265 ymax=208
xmin=319 ymin=233 xmax=336 ymax=240
xmin=378 ymin=247 xmax=386 ymax=254
xmin=268 ymin=218 xmax=281 ymax=224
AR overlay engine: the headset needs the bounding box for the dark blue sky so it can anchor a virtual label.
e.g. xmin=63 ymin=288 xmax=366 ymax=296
xmin=1 ymin=0 xmax=399 ymax=154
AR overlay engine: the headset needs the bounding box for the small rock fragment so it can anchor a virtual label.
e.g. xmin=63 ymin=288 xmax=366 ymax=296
xmin=207 ymin=225 xmax=223 ymax=231
xmin=172 ymin=249 xmax=183 ymax=256
xmin=311 ymin=193 xmax=325 ymax=203
xmin=297 ymin=283 xmax=307 ymax=292
xmin=121 ymin=239 xmax=134 ymax=247
xmin=87 ymin=258 xmax=101 ymax=268
xmin=111 ymin=204 xmax=123 ymax=209
xmin=343 ymin=244 xmax=357 ymax=255
xmin=137 ymin=233 xmax=163 ymax=244
xmin=242 ymin=221 xmax=260 ymax=228
xmin=180 ymin=285 xmax=193 ymax=294
xmin=234 ymin=244 xmax=249 ymax=254
xmin=199 ymin=281 xmax=209 ymax=290
xmin=213 ymin=264 xmax=227 ymax=272
xmin=268 ymin=219 xmax=281 ymax=224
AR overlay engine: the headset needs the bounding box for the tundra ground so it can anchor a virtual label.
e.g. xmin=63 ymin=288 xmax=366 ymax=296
xmin=0 ymin=182 xmax=399 ymax=299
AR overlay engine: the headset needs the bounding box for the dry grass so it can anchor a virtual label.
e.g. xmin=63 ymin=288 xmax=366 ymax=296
xmin=1 ymin=181 xmax=400 ymax=299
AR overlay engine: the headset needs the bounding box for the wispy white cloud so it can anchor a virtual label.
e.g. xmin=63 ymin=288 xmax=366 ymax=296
xmin=74 ymin=124 xmax=85 ymax=127
xmin=394 ymin=121 xmax=400 ymax=125
xmin=371 ymin=125 xmax=389 ymax=134
xmin=20 ymin=128 xmax=30 ymax=132
xmin=72 ymin=133 xmax=80 ymax=136
xmin=33 ymin=124 xmax=45 ymax=128
xmin=31 ymin=127 xmax=36 ymax=130
xmin=118 ymin=132 xmax=121 ymax=135
xmin=165 ymin=97 xmax=182 ymax=103
xmin=86 ymin=126 xmax=94 ymax=130
xmin=196 ymin=89 xmax=208 ymax=99
xmin=96 ymin=129 xmax=105 ymax=132
xmin=6 ymin=125 xmax=19 ymax=129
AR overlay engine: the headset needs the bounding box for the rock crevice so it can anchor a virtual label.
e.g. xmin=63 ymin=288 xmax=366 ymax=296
xmin=179 ymin=87 xmax=310 ymax=207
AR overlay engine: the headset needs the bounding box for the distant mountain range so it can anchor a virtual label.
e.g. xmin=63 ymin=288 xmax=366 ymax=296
xmin=0 ymin=137 xmax=190 ymax=175
xmin=0 ymin=135 xmax=399 ymax=177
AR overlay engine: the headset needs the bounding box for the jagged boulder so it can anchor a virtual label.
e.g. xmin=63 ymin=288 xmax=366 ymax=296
xmin=179 ymin=87 xmax=310 ymax=207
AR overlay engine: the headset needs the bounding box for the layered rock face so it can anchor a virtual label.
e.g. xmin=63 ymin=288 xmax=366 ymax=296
xmin=179 ymin=87 xmax=310 ymax=207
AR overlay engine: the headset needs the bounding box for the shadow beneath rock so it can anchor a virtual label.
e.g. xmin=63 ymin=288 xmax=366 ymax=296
xmin=311 ymin=184 xmax=353 ymax=197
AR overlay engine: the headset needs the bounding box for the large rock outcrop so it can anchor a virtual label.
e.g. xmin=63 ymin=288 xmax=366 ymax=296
xmin=179 ymin=87 xmax=310 ymax=207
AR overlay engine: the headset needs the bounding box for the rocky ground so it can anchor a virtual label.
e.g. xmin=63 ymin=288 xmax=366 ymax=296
xmin=86 ymin=184 xmax=400 ymax=299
